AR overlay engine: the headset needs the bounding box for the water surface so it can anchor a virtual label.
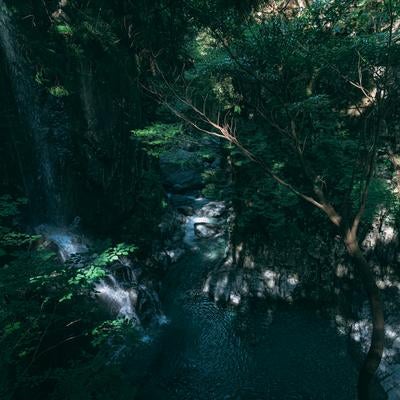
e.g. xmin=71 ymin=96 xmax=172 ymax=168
xmin=135 ymin=208 xmax=357 ymax=400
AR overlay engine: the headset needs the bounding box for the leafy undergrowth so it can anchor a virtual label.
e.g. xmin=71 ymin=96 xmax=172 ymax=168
xmin=0 ymin=196 xmax=140 ymax=400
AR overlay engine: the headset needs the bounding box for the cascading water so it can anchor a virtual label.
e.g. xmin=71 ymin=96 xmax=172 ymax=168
xmin=95 ymin=275 xmax=141 ymax=323
xmin=35 ymin=224 xmax=89 ymax=262
xmin=93 ymin=260 xmax=167 ymax=331
xmin=0 ymin=1 xmax=70 ymax=224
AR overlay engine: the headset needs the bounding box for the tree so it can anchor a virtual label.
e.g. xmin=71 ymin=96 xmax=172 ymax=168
xmin=147 ymin=0 xmax=400 ymax=398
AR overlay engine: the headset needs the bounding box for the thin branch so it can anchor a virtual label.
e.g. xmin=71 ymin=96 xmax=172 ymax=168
xmin=148 ymin=76 xmax=325 ymax=210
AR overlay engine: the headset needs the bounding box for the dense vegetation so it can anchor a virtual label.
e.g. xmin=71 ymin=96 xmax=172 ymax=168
xmin=1 ymin=1 xmax=400 ymax=399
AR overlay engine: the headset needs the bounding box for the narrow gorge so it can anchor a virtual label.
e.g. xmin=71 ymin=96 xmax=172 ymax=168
xmin=1 ymin=1 xmax=400 ymax=400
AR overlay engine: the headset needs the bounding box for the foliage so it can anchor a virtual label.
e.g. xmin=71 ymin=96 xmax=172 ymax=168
xmin=48 ymin=85 xmax=70 ymax=97
xmin=0 ymin=195 xmax=140 ymax=400
xmin=91 ymin=318 xmax=137 ymax=347
xmin=2 ymin=0 xmax=400 ymax=397
xmin=167 ymin=0 xmax=400 ymax=243
xmin=67 ymin=243 xmax=137 ymax=288
xmin=132 ymin=123 xmax=183 ymax=157
xmin=0 ymin=195 xmax=38 ymax=257
xmin=54 ymin=24 xmax=74 ymax=37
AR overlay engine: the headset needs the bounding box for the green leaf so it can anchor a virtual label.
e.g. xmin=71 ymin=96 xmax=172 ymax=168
xmin=59 ymin=293 xmax=73 ymax=303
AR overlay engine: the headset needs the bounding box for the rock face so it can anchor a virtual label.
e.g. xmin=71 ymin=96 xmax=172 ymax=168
xmin=160 ymin=149 xmax=203 ymax=193
xmin=202 ymin=207 xmax=400 ymax=398
xmin=75 ymin=61 xmax=153 ymax=231
xmin=0 ymin=2 xmax=162 ymax=231
xmin=203 ymin=235 xmax=350 ymax=306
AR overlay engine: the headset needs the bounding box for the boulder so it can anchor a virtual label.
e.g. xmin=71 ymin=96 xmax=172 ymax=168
xmin=177 ymin=206 xmax=195 ymax=216
xmin=198 ymin=201 xmax=226 ymax=218
xmin=194 ymin=223 xmax=219 ymax=238
xmin=165 ymin=170 xmax=203 ymax=193
xmin=160 ymin=149 xmax=204 ymax=193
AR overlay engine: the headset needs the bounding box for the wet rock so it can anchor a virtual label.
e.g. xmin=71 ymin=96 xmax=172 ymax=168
xmin=160 ymin=149 xmax=204 ymax=193
xmin=198 ymin=201 xmax=226 ymax=218
xmin=194 ymin=223 xmax=219 ymax=238
xmin=165 ymin=248 xmax=185 ymax=263
xmin=153 ymin=251 xmax=171 ymax=269
xmin=158 ymin=211 xmax=182 ymax=238
xmin=167 ymin=171 xmax=203 ymax=193
xmin=177 ymin=206 xmax=195 ymax=216
xmin=169 ymin=194 xmax=195 ymax=207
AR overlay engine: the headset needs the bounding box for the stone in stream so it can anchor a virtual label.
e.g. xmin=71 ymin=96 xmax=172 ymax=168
xmin=198 ymin=201 xmax=226 ymax=218
xmin=194 ymin=223 xmax=219 ymax=239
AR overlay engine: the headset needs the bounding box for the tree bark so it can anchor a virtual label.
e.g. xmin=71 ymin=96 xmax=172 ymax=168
xmin=344 ymin=231 xmax=385 ymax=400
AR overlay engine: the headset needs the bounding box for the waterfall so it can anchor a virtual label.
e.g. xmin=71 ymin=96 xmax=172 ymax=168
xmin=95 ymin=275 xmax=141 ymax=323
xmin=36 ymin=224 xmax=89 ymax=262
xmin=94 ymin=271 xmax=169 ymax=331
xmin=0 ymin=1 xmax=69 ymax=223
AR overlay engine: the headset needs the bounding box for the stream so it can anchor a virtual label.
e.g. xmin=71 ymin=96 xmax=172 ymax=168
xmin=134 ymin=194 xmax=358 ymax=400
xmin=0 ymin=3 xmax=396 ymax=398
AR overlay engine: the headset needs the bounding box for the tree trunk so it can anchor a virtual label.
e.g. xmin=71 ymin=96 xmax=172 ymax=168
xmin=344 ymin=232 xmax=385 ymax=400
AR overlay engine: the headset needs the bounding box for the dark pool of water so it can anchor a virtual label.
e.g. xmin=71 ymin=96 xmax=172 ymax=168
xmin=134 ymin=230 xmax=357 ymax=400
xmin=125 ymin=195 xmax=359 ymax=399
